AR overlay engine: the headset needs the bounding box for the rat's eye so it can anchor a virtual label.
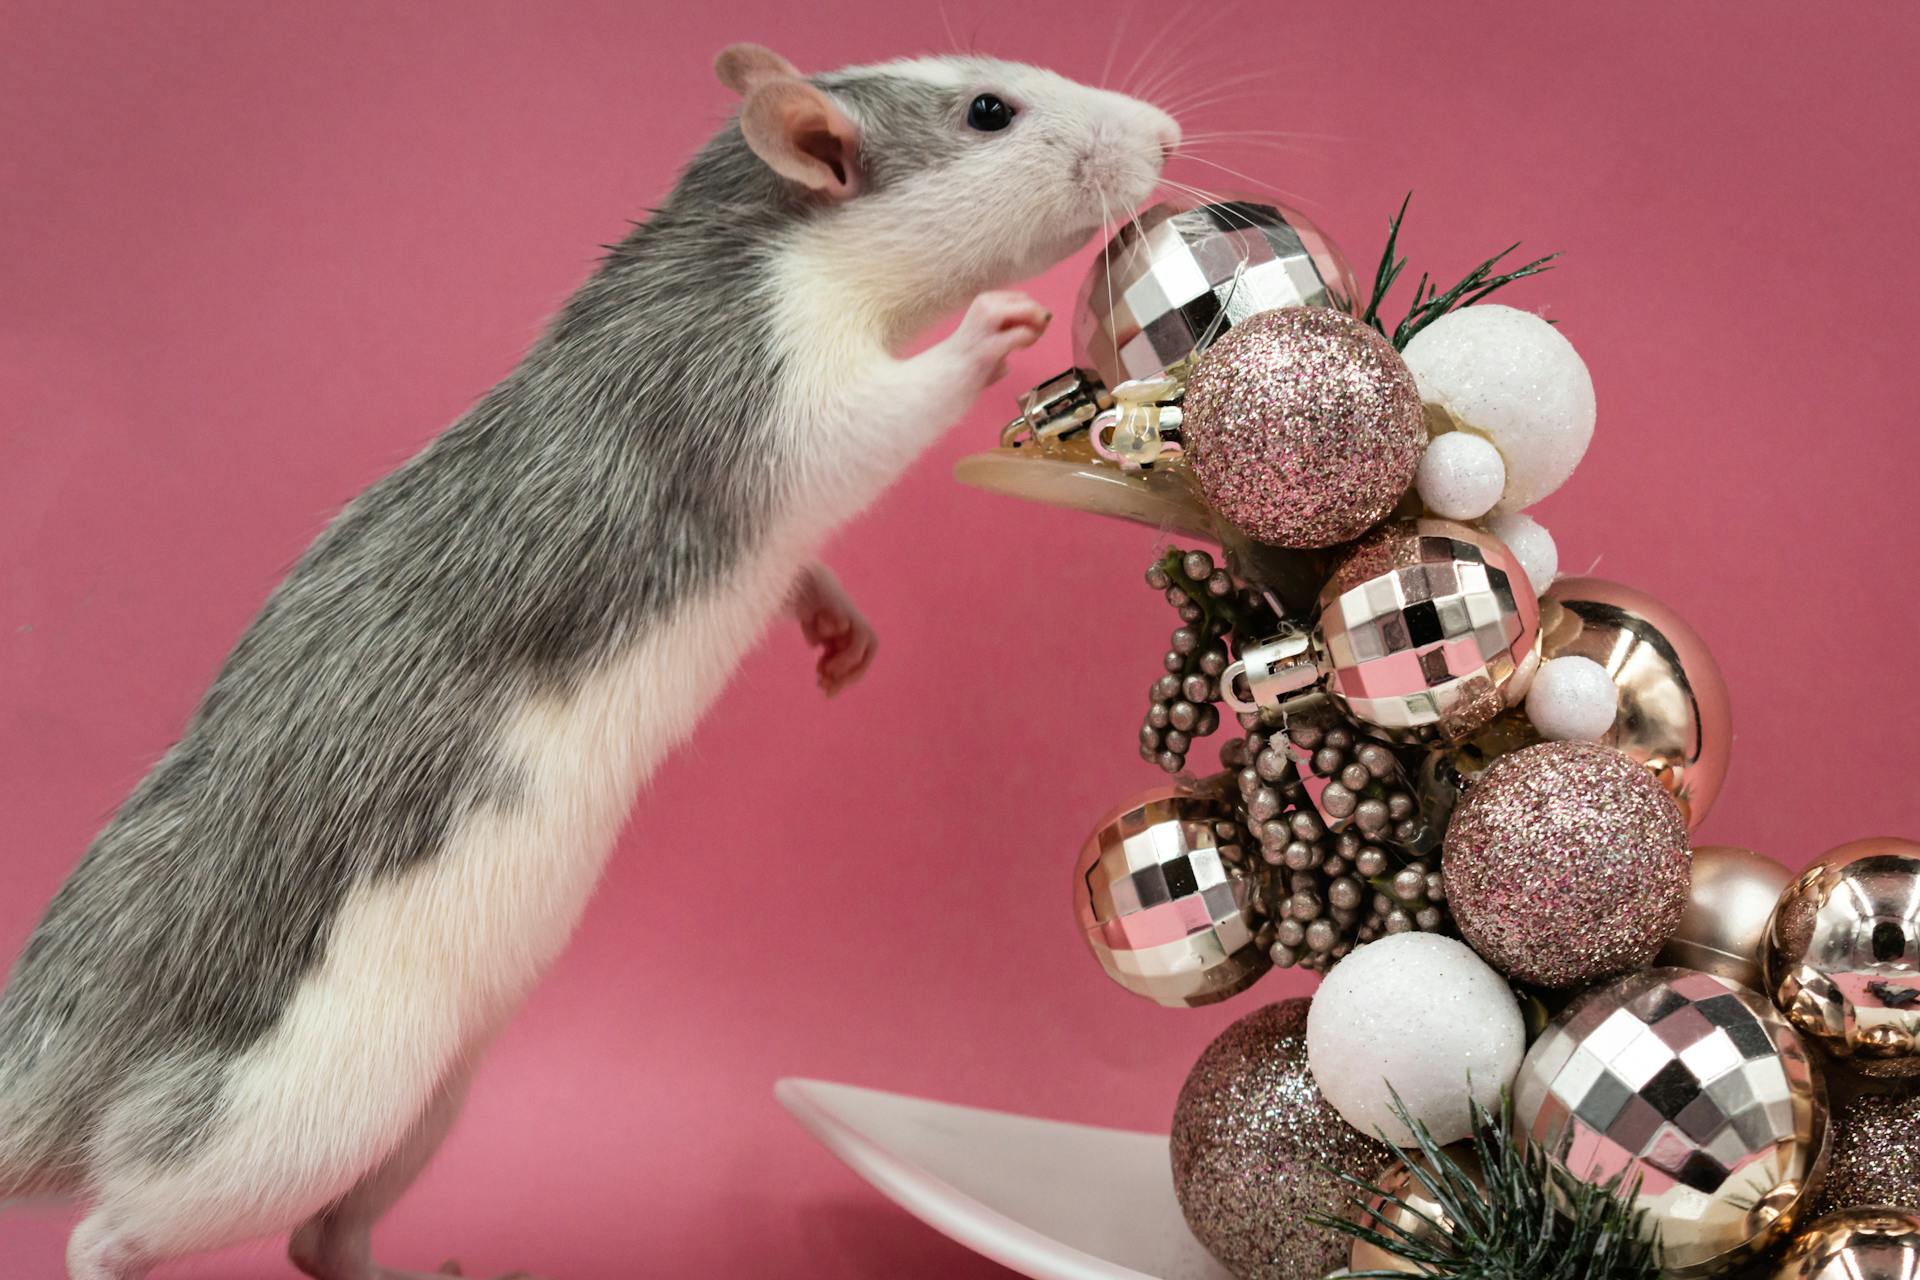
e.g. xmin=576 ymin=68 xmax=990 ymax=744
xmin=966 ymin=94 xmax=1016 ymax=132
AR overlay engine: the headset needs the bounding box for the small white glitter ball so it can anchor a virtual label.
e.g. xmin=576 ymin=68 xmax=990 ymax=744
xmin=1527 ymin=655 xmax=1618 ymax=742
xmin=1305 ymin=933 xmax=1524 ymax=1146
xmin=1402 ymin=305 xmax=1595 ymax=512
xmin=1415 ymin=431 xmax=1506 ymax=519
xmin=1485 ymin=512 xmax=1558 ymax=591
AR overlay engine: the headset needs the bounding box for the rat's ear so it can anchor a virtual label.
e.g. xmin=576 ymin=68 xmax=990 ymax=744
xmin=714 ymin=43 xmax=801 ymax=95
xmin=738 ymin=78 xmax=861 ymax=199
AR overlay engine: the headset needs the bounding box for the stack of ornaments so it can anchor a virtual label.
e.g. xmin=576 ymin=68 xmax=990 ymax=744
xmin=958 ymin=200 xmax=1920 ymax=1280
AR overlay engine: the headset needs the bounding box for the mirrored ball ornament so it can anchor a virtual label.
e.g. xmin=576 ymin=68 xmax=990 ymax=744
xmin=1223 ymin=519 xmax=1542 ymax=743
xmin=1072 ymin=785 xmax=1271 ymax=1008
xmin=1074 ymin=200 xmax=1357 ymax=391
xmin=1762 ymin=838 xmax=1920 ymax=1078
xmin=1172 ymin=999 xmax=1395 ymax=1280
xmin=1181 ymin=307 xmax=1427 ymax=549
xmin=1768 ymin=1207 xmax=1920 ymax=1280
xmin=1513 ymin=968 xmax=1828 ymax=1279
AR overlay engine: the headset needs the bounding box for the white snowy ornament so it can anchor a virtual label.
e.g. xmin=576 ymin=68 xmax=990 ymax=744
xmin=1415 ymin=430 xmax=1505 ymax=520
xmin=1402 ymin=305 xmax=1595 ymax=512
xmin=1484 ymin=512 xmax=1558 ymax=592
xmin=1305 ymin=932 xmax=1524 ymax=1146
xmin=1526 ymin=655 xmax=1618 ymax=742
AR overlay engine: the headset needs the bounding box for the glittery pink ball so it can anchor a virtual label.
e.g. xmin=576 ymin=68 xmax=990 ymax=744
xmin=1181 ymin=307 xmax=1425 ymax=548
xmin=1443 ymin=741 xmax=1691 ymax=988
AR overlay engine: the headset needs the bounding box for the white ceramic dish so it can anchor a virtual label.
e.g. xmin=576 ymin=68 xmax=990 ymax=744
xmin=776 ymin=1078 xmax=1232 ymax=1280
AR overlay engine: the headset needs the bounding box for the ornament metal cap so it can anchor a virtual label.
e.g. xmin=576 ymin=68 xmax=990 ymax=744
xmin=1001 ymin=366 xmax=1112 ymax=448
xmin=1220 ymin=627 xmax=1320 ymax=714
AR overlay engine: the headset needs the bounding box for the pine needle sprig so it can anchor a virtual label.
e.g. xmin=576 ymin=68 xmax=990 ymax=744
xmin=1359 ymin=194 xmax=1561 ymax=350
xmin=1313 ymin=1090 xmax=1661 ymax=1280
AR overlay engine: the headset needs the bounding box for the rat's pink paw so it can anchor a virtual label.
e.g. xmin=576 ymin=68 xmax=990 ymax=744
xmin=949 ymin=290 xmax=1051 ymax=386
xmin=791 ymin=563 xmax=877 ymax=697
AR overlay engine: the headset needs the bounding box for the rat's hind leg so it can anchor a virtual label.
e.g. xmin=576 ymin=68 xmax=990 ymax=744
xmin=288 ymin=1068 xmax=540 ymax=1280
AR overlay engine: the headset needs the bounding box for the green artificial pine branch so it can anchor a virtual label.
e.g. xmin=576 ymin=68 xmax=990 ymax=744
xmin=1360 ymin=194 xmax=1561 ymax=350
xmin=1314 ymin=1090 xmax=1661 ymax=1280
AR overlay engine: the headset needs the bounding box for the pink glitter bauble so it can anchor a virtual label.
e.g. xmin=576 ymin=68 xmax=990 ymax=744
xmin=1181 ymin=307 xmax=1425 ymax=548
xmin=1443 ymin=741 xmax=1691 ymax=988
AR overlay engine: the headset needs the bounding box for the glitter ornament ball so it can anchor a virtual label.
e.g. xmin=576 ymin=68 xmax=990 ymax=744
xmin=1763 ymin=837 xmax=1920 ymax=1077
xmin=1525 ymin=654 xmax=1618 ymax=741
xmin=1414 ymin=430 xmax=1506 ymax=520
xmin=1305 ymin=933 xmax=1524 ymax=1146
xmin=1811 ymin=1088 xmax=1920 ymax=1216
xmin=1443 ymin=740 xmax=1691 ymax=988
xmin=1485 ymin=511 xmax=1557 ymax=592
xmin=1072 ymin=786 xmax=1271 ymax=1008
xmin=1400 ymin=303 xmax=1596 ymax=513
xmin=1181 ymin=307 xmax=1426 ymax=548
xmin=1171 ymin=999 xmax=1394 ymax=1280
xmin=1769 ymin=1208 xmax=1920 ymax=1280
xmin=1658 ymin=845 xmax=1796 ymax=991
xmin=1514 ymin=968 xmax=1828 ymax=1279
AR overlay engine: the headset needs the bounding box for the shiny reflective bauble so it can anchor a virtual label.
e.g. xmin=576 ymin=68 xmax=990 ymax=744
xmin=1321 ymin=521 xmax=1541 ymax=739
xmin=1347 ymin=1148 xmax=1486 ymax=1275
xmin=1659 ymin=845 xmax=1797 ymax=991
xmin=1769 ymin=1207 xmax=1920 ymax=1280
xmin=1074 ymin=200 xmax=1357 ymax=391
xmin=1072 ymin=786 xmax=1270 ymax=1007
xmin=1513 ymin=968 xmax=1828 ymax=1278
xmin=1538 ymin=578 xmax=1733 ymax=827
xmin=1763 ymin=838 xmax=1920 ymax=1078
xmin=1172 ymin=999 xmax=1395 ymax=1280
xmin=1229 ymin=520 xmax=1541 ymax=745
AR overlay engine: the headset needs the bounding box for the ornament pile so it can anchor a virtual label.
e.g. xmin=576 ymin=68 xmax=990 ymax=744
xmin=959 ymin=196 xmax=1920 ymax=1279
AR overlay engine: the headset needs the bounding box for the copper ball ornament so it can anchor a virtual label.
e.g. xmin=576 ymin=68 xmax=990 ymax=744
xmin=1345 ymin=1148 xmax=1487 ymax=1275
xmin=1762 ymin=838 xmax=1920 ymax=1078
xmin=1181 ymin=307 xmax=1426 ymax=548
xmin=1223 ymin=519 xmax=1541 ymax=744
xmin=1171 ymin=999 xmax=1394 ymax=1280
xmin=1539 ymin=577 xmax=1733 ymax=828
xmin=1769 ymin=1207 xmax=1920 ymax=1280
xmin=1442 ymin=741 xmax=1691 ymax=988
xmin=1513 ymin=968 xmax=1829 ymax=1278
xmin=1658 ymin=845 xmax=1797 ymax=991
xmin=1072 ymin=785 xmax=1271 ymax=1008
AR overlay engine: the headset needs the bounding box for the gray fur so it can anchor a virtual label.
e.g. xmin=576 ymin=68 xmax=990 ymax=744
xmin=0 ymin=81 xmax=943 ymax=1193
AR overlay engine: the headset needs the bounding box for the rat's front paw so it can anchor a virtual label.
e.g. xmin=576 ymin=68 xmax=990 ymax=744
xmin=946 ymin=290 xmax=1051 ymax=388
xmin=791 ymin=563 xmax=877 ymax=697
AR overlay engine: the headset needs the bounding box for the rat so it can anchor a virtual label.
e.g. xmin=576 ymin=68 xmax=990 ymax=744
xmin=0 ymin=43 xmax=1176 ymax=1280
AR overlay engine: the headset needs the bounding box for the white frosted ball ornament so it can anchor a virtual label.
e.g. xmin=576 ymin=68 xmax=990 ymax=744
xmin=1485 ymin=512 xmax=1557 ymax=591
xmin=1305 ymin=933 xmax=1524 ymax=1146
xmin=1415 ymin=431 xmax=1505 ymax=519
xmin=1526 ymin=655 xmax=1618 ymax=742
xmin=1402 ymin=305 xmax=1596 ymax=512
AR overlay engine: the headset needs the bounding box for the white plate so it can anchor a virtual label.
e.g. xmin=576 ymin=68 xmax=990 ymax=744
xmin=776 ymin=1078 xmax=1232 ymax=1280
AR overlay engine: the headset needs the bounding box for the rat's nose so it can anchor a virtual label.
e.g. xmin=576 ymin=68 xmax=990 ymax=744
xmin=1151 ymin=112 xmax=1182 ymax=165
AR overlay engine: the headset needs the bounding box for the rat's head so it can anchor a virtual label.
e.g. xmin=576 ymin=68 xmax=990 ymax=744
xmin=716 ymin=45 xmax=1177 ymax=326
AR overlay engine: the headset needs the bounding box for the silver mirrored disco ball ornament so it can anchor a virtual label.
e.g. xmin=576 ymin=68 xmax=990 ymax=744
xmin=1075 ymin=200 xmax=1358 ymax=392
xmin=1514 ymin=968 xmax=1828 ymax=1279
xmin=1073 ymin=785 xmax=1271 ymax=1008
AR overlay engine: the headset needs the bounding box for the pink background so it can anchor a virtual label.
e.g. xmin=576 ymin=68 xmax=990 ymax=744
xmin=4 ymin=2 xmax=1918 ymax=1276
